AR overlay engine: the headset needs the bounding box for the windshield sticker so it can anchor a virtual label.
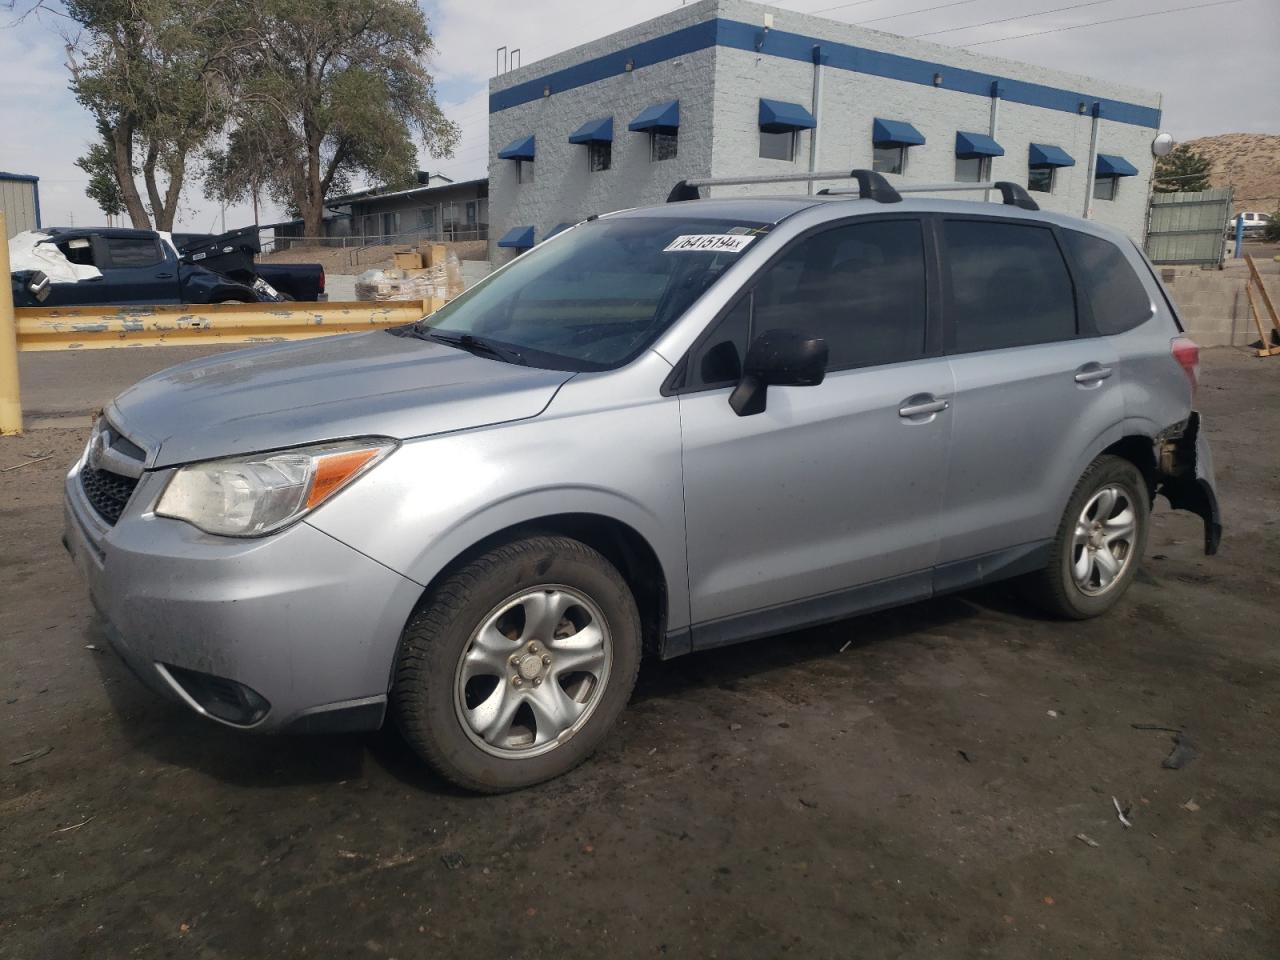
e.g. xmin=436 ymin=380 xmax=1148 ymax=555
xmin=664 ymin=234 xmax=757 ymax=254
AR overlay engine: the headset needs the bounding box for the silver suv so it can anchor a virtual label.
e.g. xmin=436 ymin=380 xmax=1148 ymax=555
xmin=64 ymin=172 xmax=1221 ymax=792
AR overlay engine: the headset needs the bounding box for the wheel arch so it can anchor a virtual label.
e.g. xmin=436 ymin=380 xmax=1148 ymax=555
xmin=398 ymin=512 xmax=671 ymax=671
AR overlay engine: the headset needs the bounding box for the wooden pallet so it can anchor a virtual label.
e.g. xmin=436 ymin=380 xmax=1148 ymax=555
xmin=1244 ymin=255 xmax=1280 ymax=357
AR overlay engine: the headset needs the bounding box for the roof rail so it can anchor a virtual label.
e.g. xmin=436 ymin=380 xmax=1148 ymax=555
xmin=818 ymin=179 xmax=1040 ymax=211
xmin=667 ymin=169 xmax=901 ymax=204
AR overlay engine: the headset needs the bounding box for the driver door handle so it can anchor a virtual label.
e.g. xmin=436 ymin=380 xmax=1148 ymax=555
xmin=898 ymin=396 xmax=950 ymax=418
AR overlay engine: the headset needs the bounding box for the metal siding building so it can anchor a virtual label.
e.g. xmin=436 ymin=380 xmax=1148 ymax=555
xmin=1 ymin=172 xmax=41 ymax=238
xmin=488 ymin=0 xmax=1162 ymax=260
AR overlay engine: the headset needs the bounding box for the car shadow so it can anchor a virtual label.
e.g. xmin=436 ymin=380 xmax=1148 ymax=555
xmin=87 ymin=579 xmax=1043 ymax=795
xmin=632 ymin=579 xmax=1038 ymax=703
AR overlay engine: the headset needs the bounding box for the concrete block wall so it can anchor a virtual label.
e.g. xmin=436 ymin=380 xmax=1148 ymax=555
xmin=488 ymin=0 xmax=1164 ymax=258
xmin=710 ymin=0 xmax=1160 ymax=238
xmin=488 ymin=1 xmax=723 ymax=263
xmin=1162 ymin=271 xmax=1280 ymax=347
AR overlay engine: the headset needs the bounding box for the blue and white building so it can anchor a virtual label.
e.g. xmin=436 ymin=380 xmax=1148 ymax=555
xmin=488 ymin=0 xmax=1164 ymax=260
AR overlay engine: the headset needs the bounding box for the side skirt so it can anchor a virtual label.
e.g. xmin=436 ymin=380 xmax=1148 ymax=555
xmin=659 ymin=540 xmax=1052 ymax=659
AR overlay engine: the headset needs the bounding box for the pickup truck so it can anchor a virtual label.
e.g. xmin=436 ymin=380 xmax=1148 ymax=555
xmin=174 ymin=228 xmax=326 ymax=303
xmin=9 ymin=226 xmax=324 ymax=308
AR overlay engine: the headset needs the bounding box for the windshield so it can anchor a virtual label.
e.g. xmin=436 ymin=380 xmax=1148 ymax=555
xmin=417 ymin=216 xmax=770 ymax=370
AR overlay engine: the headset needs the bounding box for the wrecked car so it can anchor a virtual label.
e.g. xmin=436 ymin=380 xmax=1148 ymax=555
xmin=63 ymin=172 xmax=1221 ymax=793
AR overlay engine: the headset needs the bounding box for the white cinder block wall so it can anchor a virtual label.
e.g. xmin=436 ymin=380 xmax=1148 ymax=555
xmin=488 ymin=0 xmax=1163 ymax=261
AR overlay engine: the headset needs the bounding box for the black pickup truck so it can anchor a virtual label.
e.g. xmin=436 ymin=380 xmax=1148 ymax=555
xmin=173 ymin=227 xmax=326 ymax=303
xmin=10 ymin=226 xmax=325 ymax=308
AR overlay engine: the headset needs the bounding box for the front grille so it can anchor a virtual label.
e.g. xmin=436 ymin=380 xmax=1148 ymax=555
xmin=80 ymin=464 xmax=139 ymax=525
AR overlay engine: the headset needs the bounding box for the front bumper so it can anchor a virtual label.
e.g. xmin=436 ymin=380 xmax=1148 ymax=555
xmin=64 ymin=458 xmax=424 ymax=733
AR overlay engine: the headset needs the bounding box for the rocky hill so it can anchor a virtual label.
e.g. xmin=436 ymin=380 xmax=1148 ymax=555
xmin=1182 ymin=133 xmax=1280 ymax=214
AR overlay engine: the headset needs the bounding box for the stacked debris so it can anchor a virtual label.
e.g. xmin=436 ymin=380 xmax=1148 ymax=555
xmin=355 ymin=243 xmax=466 ymax=302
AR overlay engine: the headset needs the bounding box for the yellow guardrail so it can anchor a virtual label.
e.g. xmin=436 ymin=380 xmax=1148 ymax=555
xmin=0 ymin=209 xmax=445 ymax=434
xmin=12 ymin=299 xmax=441 ymax=351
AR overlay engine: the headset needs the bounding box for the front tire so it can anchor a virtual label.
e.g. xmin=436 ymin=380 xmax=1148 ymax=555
xmin=393 ymin=536 xmax=641 ymax=793
xmin=1025 ymin=455 xmax=1150 ymax=620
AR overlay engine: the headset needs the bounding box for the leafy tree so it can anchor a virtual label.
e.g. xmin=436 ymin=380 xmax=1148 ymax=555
xmin=1264 ymin=212 xmax=1280 ymax=244
xmin=203 ymin=122 xmax=289 ymax=227
xmin=65 ymin=0 xmax=234 ymax=229
xmin=74 ymin=132 xmax=126 ymax=219
xmin=1154 ymin=145 xmax=1213 ymax=194
xmin=223 ymin=0 xmax=458 ymax=238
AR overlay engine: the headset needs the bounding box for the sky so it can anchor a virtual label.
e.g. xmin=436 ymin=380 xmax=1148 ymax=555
xmin=1 ymin=0 xmax=1276 ymax=232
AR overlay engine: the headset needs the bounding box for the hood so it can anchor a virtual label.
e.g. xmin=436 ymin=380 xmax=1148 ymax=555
xmin=108 ymin=331 xmax=574 ymax=467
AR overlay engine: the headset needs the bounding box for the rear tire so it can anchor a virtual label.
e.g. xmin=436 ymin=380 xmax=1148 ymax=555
xmin=1024 ymin=455 xmax=1149 ymax=620
xmin=393 ymin=536 xmax=641 ymax=793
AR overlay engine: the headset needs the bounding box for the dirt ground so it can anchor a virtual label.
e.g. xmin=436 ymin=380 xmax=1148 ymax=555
xmin=1 ymin=348 xmax=1277 ymax=959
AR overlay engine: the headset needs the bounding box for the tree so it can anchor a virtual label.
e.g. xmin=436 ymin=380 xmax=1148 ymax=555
xmin=1264 ymin=212 xmax=1280 ymax=244
xmin=65 ymin=0 xmax=234 ymax=229
xmin=74 ymin=132 xmax=126 ymax=220
xmin=223 ymin=0 xmax=458 ymax=238
xmin=203 ymin=122 xmax=288 ymax=226
xmin=1154 ymin=145 xmax=1213 ymax=194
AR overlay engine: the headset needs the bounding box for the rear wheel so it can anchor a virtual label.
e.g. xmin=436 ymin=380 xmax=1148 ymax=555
xmin=393 ymin=536 xmax=641 ymax=792
xmin=1024 ymin=455 xmax=1149 ymax=619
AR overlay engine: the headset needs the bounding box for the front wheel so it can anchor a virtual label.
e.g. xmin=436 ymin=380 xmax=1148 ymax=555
xmin=393 ymin=536 xmax=641 ymax=792
xmin=1024 ymin=455 xmax=1150 ymax=619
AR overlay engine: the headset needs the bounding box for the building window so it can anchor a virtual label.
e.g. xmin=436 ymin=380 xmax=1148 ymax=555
xmin=465 ymin=201 xmax=477 ymax=226
xmin=873 ymin=145 xmax=906 ymax=175
xmin=1028 ymin=167 xmax=1055 ymax=194
xmin=955 ymin=156 xmax=988 ymax=182
xmin=760 ymin=129 xmax=797 ymax=162
xmin=519 ymin=160 xmax=535 ymax=184
xmin=651 ymin=131 xmax=678 ymax=162
xmin=589 ymin=141 xmax=611 ymax=172
xmin=1093 ymin=175 xmax=1119 ymax=201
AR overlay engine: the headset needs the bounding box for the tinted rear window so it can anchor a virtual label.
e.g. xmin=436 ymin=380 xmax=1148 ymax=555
xmin=943 ymin=220 xmax=1076 ymax=353
xmin=1062 ymin=230 xmax=1153 ymax=335
xmin=105 ymin=237 xmax=163 ymax=268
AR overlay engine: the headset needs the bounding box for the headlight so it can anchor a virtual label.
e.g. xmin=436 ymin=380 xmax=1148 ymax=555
xmin=155 ymin=438 xmax=396 ymax=537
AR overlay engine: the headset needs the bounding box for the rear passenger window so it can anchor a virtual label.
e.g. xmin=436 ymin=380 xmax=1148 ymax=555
xmin=104 ymin=237 xmax=163 ymax=268
xmin=943 ymin=220 xmax=1076 ymax=353
xmin=1062 ymin=230 xmax=1153 ymax=335
xmin=749 ymin=219 xmax=928 ymax=371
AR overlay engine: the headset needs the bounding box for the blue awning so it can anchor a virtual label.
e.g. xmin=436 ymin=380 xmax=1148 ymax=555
xmin=1096 ymin=154 xmax=1139 ymax=177
xmin=872 ymin=118 xmax=925 ymax=147
xmin=1029 ymin=143 xmax=1075 ymax=168
xmin=497 ymin=135 xmax=535 ymax=161
xmin=955 ymin=131 xmax=1004 ymax=159
xmin=497 ymin=225 xmax=535 ymax=249
xmin=629 ymin=100 xmax=680 ymax=132
xmin=547 ymin=222 xmax=574 ymax=238
xmin=759 ymin=98 xmax=817 ymax=133
xmin=568 ymin=117 xmax=613 ymax=144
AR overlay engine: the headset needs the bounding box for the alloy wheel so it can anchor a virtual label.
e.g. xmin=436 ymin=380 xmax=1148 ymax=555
xmin=453 ymin=586 xmax=612 ymax=758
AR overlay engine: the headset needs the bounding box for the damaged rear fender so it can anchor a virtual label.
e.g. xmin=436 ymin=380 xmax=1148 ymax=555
xmin=1155 ymin=412 xmax=1222 ymax=556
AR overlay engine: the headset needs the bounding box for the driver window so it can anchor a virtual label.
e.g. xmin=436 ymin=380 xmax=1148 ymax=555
xmin=57 ymin=238 xmax=97 ymax=267
xmin=751 ymin=219 xmax=928 ymax=371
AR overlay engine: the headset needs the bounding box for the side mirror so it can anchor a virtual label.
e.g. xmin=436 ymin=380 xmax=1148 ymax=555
xmin=27 ymin=270 xmax=51 ymax=303
xmin=729 ymin=328 xmax=828 ymax=417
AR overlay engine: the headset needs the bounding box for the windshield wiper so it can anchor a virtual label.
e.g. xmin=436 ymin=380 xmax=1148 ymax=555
xmin=427 ymin=330 xmax=526 ymax=366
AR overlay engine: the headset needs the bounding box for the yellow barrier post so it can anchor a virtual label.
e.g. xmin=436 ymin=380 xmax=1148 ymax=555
xmin=0 ymin=212 xmax=23 ymax=435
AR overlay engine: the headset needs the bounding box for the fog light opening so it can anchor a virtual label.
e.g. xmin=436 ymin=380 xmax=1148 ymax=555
xmin=161 ymin=664 xmax=271 ymax=726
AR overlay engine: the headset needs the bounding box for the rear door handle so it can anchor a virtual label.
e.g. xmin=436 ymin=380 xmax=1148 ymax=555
xmin=898 ymin=396 xmax=949 ymax=418
xmin=1074 ymin=364 xmax=1113 ymax=384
